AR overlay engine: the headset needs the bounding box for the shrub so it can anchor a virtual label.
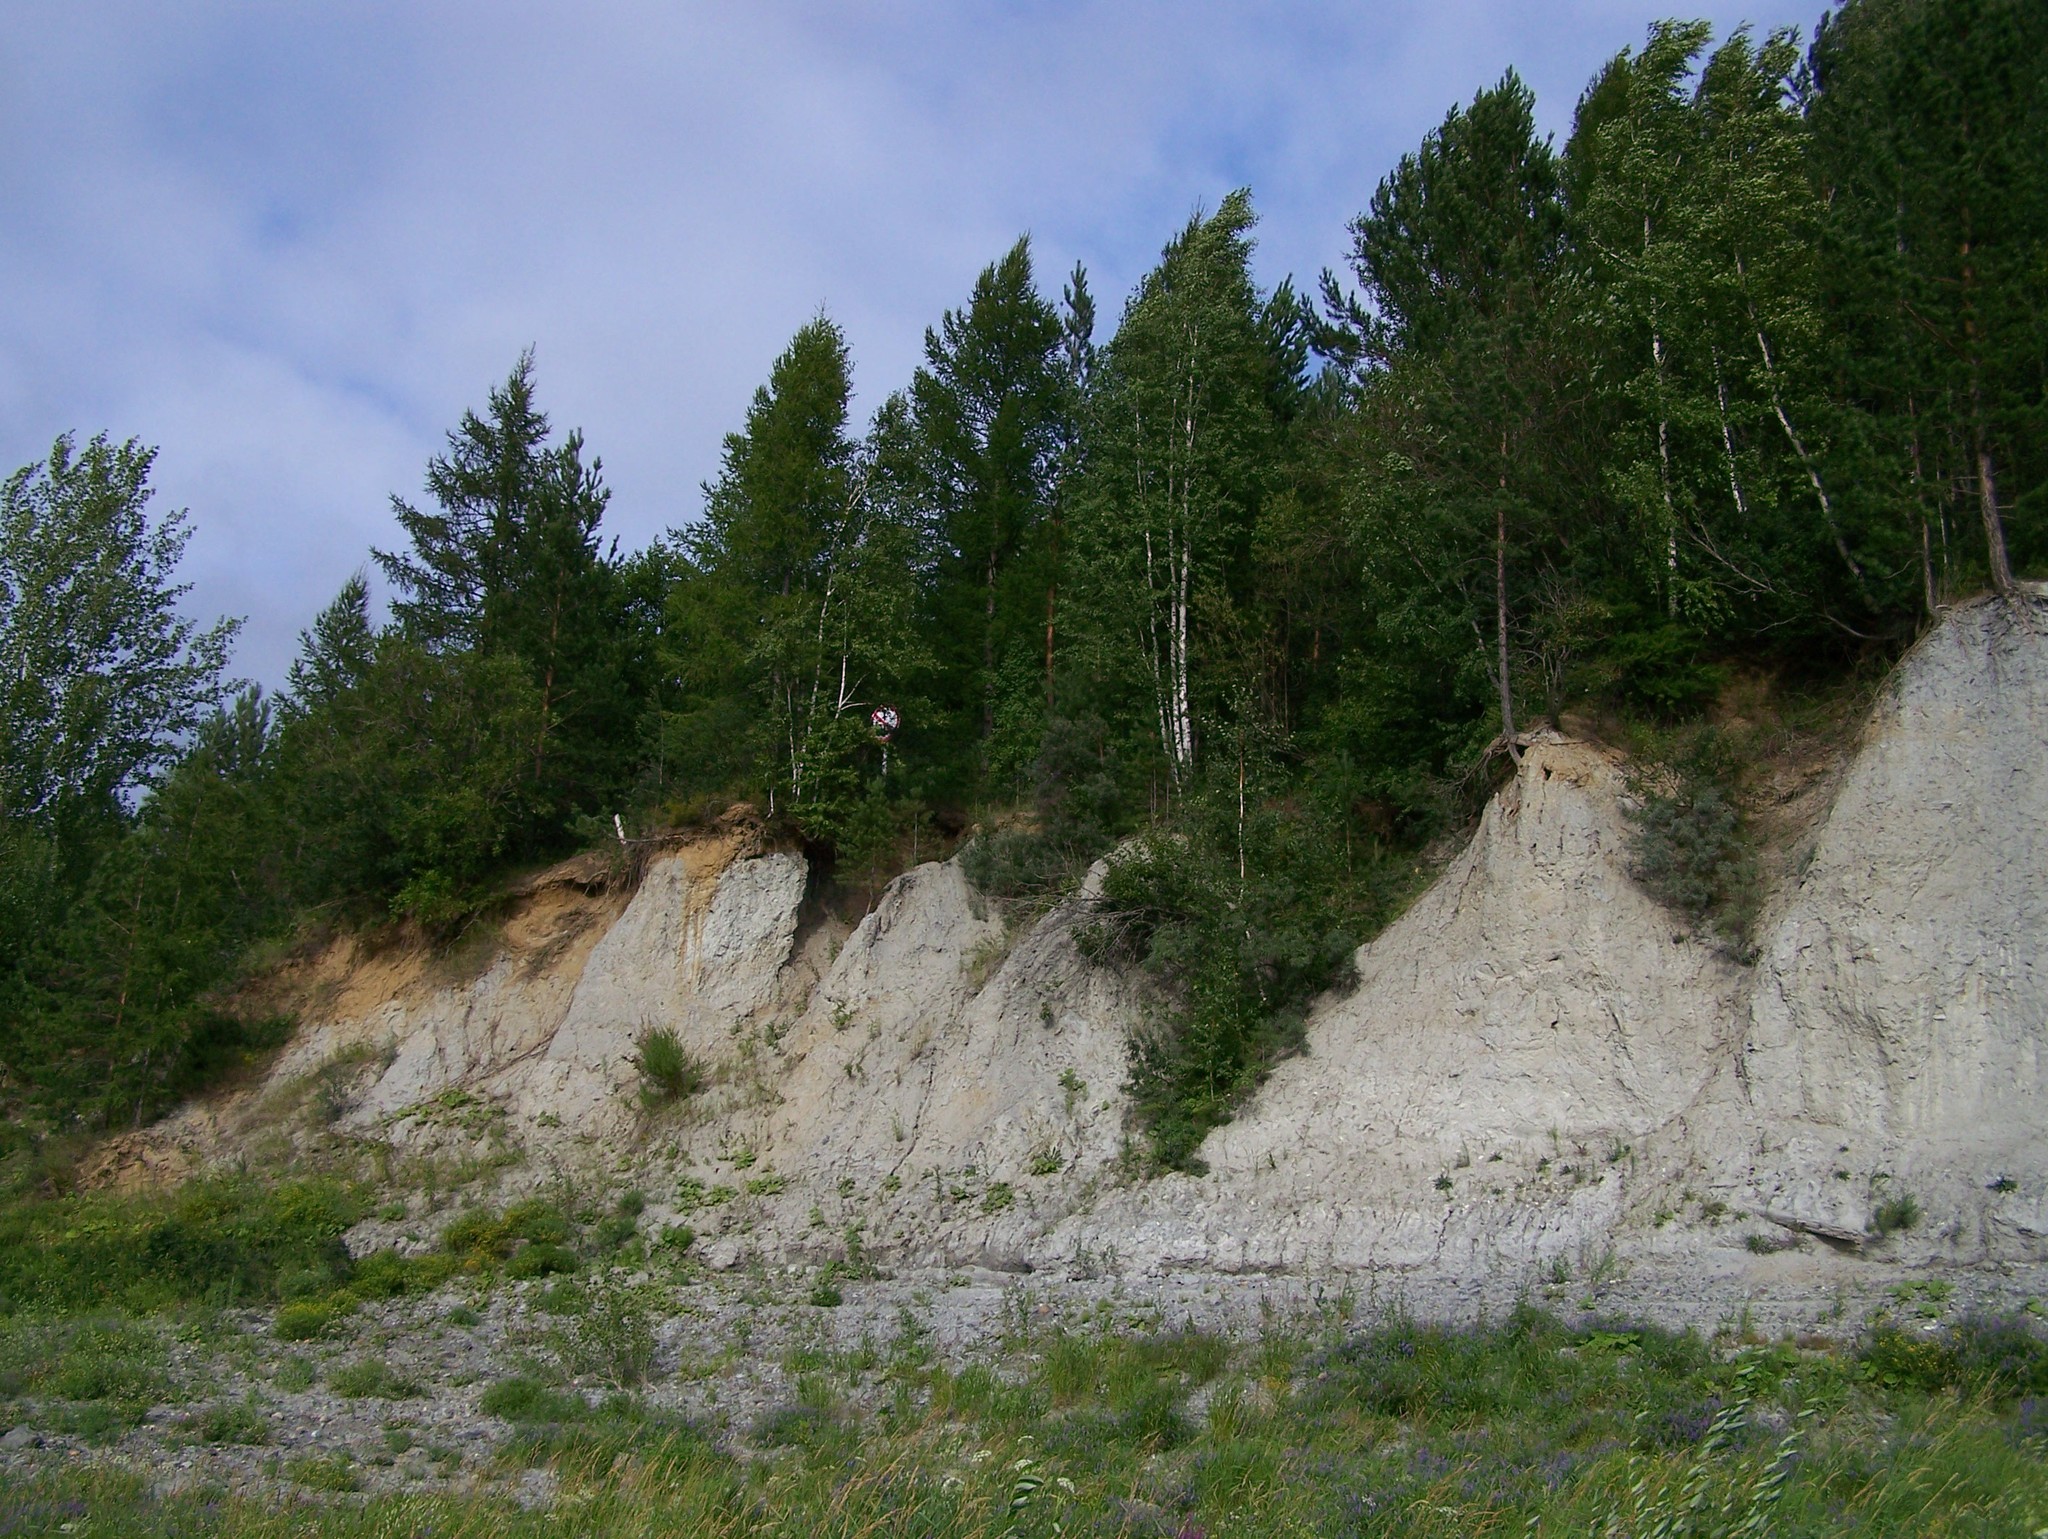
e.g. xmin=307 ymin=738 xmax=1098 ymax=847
xmin=1858 ymin=1317 xmax=2048 ymax=1400
xmin=346 ymin=1248 xmax=457 ymax=1299
xmin=1600 ymin=623 xmax=1727 ymax=717
xmin=441 ymin=1198 xmax=573 ymax=1267
xmin=506 ymin=1242 xmax=578 ymax=1279
xmin=633 ymin=1028 xmax=703 ymax=1106
xmin=1624 ymin=734 xmax=1757 ymax=945
xmin=1088 ymin=772 xmax=1400 ymax=1170
xmin=274 ymin=1299 xmax=351 ymax=1341
xmin=181 ymin=1398 xmax=270 ymax=1445
xmin=555 ymin=1276 xmax=658 ymax=1386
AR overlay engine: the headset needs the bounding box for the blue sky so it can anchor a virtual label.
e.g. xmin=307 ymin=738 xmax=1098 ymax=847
xmin=1 ymin=1 xmax=1824 ymax=687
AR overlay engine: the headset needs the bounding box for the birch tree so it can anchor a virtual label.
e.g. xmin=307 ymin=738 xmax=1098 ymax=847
xmin=1070 ymin=192 xmax=1282 ymax=792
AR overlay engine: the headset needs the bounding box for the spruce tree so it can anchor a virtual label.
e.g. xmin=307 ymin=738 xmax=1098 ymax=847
xmin=897 ymin=237 xmax=1068 ymax=784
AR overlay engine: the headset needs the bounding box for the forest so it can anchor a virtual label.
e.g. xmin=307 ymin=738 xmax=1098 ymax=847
xmin=2 ymin=0 xmax=2042 ymax=1167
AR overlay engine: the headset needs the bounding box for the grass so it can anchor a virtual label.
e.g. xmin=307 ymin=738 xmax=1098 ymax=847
xmin=2 ymin=1304 xmax=2046 ymax=1535
xmin=632 ymin=1028 xmax=703 ymax=1107
xmin=0 ymin=1175 xmax=363 ymax=1314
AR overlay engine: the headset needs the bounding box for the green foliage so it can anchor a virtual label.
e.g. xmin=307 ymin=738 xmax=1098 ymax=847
xmin=1858 ymin=1313 xmax=2048 ymax=1399
xmin=179 ymin=1397 xmax=270 ymax=1445
xmin=0 ymin=1176 xmax=361 ymax=1315
xmin=479 ymin=1375 xmax=587 ymax=1422
xmin=551 ymin=1273 xmax=658 ymax=1386
xmin=1087 ymin=762 xmax=1409 ymax=1169
xmin=0 ymin=1316 xmax=170 ymax=1410
xmin=632 ymin=1028 xmax=703 ymax=1107
xmin=7 ymin=5 xmax=2043 ymax=1157
xmin=0 ymin=433 xmax=239 ymax=831
xmin=1872 ymin=1192 xmax=1921 ymax=1237
xmin=327 ymin=1357 xmax=420 ymax=1399
xmin=1624 ymin=733 xmax=1757 ymax=942
xmin=273 ymin=1300 xmax=351 ymax=1342
xmin=8 ymin=1305 xmax=2048 ymax=1535
xmin=440 ymin=1197 xmax=573 ymax=1271
xmin=887 ymin=235 xmax=1073 ymax=787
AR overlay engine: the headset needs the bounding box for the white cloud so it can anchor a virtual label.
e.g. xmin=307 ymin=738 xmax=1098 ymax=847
xmin=0 ymin=0 xmax=1822 ymax=686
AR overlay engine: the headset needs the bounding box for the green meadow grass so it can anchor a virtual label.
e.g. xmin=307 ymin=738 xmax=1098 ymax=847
xmin=1 ymin=1303 xmax=2044 ymax=1536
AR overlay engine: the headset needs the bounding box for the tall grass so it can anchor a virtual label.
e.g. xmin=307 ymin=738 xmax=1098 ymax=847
xmin=3 ymin=1304 xmax=2045 ymax=1535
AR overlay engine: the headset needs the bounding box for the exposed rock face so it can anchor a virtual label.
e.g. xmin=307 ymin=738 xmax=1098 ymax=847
xmin=1718 ymin=593 xmax=2048 ymax=1255
xmin=499 ymin=849 xmax=808 ymax=1140
xmin=97 ymin=593 xmax=2048 ymax=1308
xmin=1049 ymin=734 xmax=1748 ymax=1278
xmin=1051 ymin=591 xmax=2048 ymax=1287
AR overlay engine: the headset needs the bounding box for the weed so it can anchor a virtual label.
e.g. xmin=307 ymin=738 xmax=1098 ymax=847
xmin=632 ymin=1028 xmax=704 ymax=1107
xmin=285 ymin=1452 xmax=359 ymax=1491
xmin=0 ymin=1316 xmax=172 ymax=1418
xmin=981 ymin=1182 xmax=1016 ymax=1214
xmin=0 ymin=1176 xmax=361 ymax=1314
xmin=553 ymin=1274 xmax=658 ymax=1386
xmin=1873 ymin=1193 xmax=1922 ymax=1236
xmin=507 ymin=1242 xmax=579 ymax=1279
xmin=480 ymin=1375 xmax=587 ymax=1422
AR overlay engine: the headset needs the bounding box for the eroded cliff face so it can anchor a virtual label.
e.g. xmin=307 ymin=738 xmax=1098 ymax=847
xmin=1707 ymin=593 xmax=2048 ymax=1256
xmin=1048 ymin=733 xmax=1750 ymax=1279
xmin=98 ymin=593 xmax=2048 ymax=1301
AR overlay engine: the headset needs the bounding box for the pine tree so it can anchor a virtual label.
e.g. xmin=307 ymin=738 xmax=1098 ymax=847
xmin=1337 ymin=75 xmax=1570 ymax=760
xmin=682 ymin=319 xmax=928 ymax=826
xmin=283 ymin=573 xmax=375 ymax=714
